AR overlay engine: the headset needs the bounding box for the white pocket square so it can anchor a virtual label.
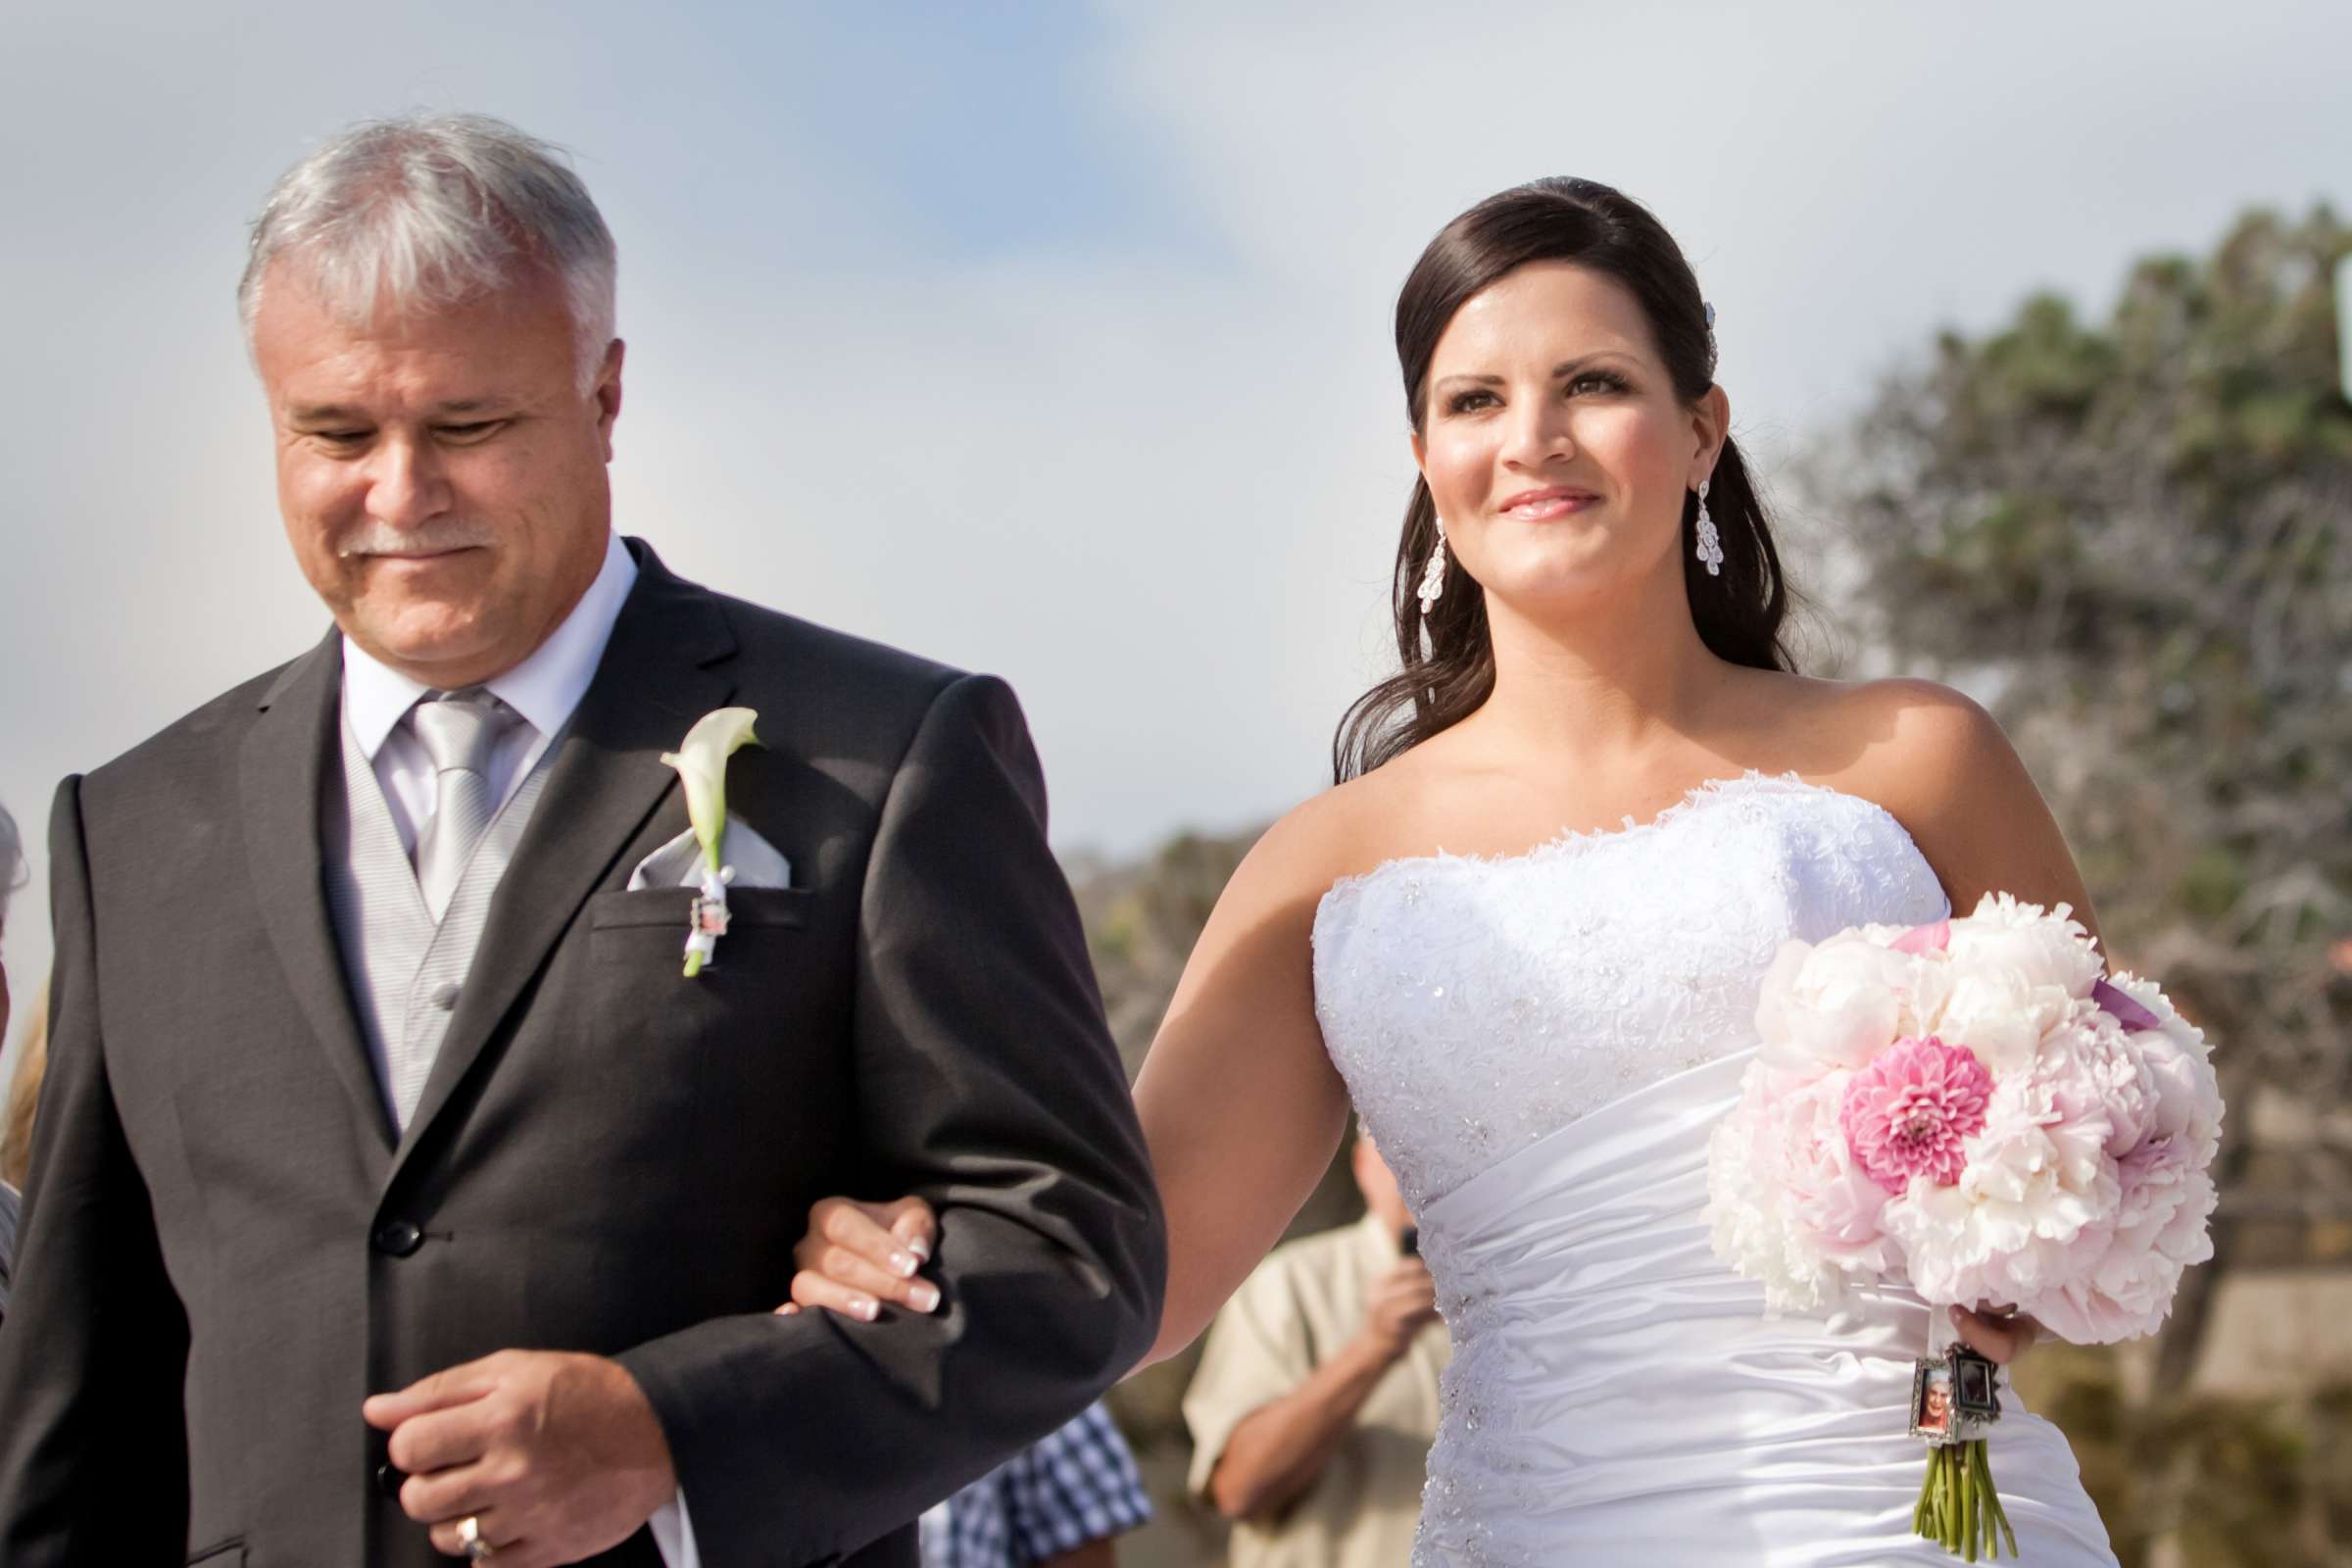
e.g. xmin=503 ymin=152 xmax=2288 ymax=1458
xmin=625 ymin=820 xmax=794 ymax=892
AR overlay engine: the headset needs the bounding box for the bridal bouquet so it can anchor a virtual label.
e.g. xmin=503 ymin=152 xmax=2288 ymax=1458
xmin=1704 ymin=894 xmax=2224 ymax=1559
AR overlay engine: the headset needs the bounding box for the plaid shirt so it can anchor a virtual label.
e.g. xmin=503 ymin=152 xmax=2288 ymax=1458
xmin=920 ymin=1402 xmax=1152 ymax=1568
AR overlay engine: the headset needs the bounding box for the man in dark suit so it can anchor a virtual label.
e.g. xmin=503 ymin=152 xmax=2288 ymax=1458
xmin=0 ymin=113 xmax=1164 ymax=1568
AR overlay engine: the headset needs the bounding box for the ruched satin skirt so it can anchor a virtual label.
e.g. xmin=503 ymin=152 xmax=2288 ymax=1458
xmin=1410 ymin=1050 xmax=2119 ymax=1566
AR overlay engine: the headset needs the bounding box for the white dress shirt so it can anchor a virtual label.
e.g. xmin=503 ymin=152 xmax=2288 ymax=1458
xmin=340 ymin=530 xmax=639 ymax=849
xmin=338 ymin=531 xmax=704 ymax=1567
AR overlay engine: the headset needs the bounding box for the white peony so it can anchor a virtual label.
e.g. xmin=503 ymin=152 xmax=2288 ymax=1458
xmin=1755 ymin=931 xmax=1944 ymax=1072
xmin=1948 ymin=892 xmax=2106 ymax=998
xmin=1934 ymin=966 xmax=2078 ymax=1075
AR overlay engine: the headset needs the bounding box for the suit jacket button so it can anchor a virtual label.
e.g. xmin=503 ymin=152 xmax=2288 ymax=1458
xmin=377 ymin=1461 xmax=407 ymax=1497
xmin=372 ymin=1219 xmax=424 ymax=1257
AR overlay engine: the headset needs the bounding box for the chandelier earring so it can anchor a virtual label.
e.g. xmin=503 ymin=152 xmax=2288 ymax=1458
xmin=1693 ymin=480 xmax=1725 ymax=577
xmin=1417 ymin=516 xmax=1449 ymax=615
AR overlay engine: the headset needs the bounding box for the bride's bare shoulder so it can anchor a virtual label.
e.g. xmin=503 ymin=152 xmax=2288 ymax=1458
xmin=1232 ymin=747 xmax=1450 ymax=914
xmin=1798 ymin=676 xmax=2017 ymax=808
xmin=1794 ymin=676 xmax=2098 ymax=935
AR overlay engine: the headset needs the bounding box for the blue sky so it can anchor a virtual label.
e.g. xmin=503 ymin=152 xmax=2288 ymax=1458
xmin=3 ymin=0 xmax=2347 ymax=1061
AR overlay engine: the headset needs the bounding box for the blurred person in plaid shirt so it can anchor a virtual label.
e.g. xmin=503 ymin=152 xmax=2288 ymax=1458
xmin=917 ymin=1399 xmax=1152 ymax=1568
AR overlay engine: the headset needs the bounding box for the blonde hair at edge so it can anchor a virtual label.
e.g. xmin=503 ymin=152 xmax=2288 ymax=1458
xmin=0 ymin=796 xmax=29 ymax=1187
xmin=1 ymin=991 xmax=44 ymax=1191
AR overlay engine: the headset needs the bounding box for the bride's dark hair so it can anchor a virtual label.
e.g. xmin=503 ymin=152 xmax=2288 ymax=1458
xmin=1333 ymin=176 xmax=1797 ymax=782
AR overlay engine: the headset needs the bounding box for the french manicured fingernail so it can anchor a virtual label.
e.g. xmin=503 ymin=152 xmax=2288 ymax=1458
xmin=909 ymin=1282 xmax=941 ymax=1314
xmin=891 ymin=1250 xmax=920 ymax=1278
xmin=906 ymin=1236 xmax=932 ymax=1262
xmin=776 ymin=1302 xmax=800 ymax=1315
xmin=855 ymin=1297 xmax=880 ymax=1322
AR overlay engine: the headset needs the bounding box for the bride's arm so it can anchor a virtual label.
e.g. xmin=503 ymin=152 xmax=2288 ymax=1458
xmin=777 ymin=807 xmax=1357 ymax=1365
xmin=1126 ymin=812 xmax=1355 ymax=1365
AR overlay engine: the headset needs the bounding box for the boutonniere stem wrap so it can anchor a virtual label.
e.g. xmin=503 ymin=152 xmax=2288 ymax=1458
xmin=661 ymin=707 xmax=761 ymax=977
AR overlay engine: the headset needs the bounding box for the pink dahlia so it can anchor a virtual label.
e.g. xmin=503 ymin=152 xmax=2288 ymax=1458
xmin=1840 ymin=1036 xmax=1993 ymax=1196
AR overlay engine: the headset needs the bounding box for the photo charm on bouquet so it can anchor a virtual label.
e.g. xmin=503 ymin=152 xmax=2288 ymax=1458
xmin=1704 ymin=893 xmax=2225 ymax=1559
xmin=1910 ymin=1346 xmax=2001 ymax=1446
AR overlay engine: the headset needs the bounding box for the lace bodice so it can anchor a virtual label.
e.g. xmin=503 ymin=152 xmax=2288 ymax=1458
xmin=1311 ymin=772 xmax=1949 ymax=1213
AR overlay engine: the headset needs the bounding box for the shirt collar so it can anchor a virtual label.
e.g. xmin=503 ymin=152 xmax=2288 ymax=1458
xmin=340 ymin=530 xmax=640 ymax=760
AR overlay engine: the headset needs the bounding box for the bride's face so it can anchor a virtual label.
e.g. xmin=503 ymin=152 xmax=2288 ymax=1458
xmin=1413 ymin=261 xmax=1722 ymax=616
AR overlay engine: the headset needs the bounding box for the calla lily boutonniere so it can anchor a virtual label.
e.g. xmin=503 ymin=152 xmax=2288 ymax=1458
xmin=661 ymin=706 xmax=761 ymax=977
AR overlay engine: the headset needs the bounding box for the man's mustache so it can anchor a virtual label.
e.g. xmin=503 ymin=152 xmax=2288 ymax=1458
xmin=335 ymin=522 xmax=498 ymax=559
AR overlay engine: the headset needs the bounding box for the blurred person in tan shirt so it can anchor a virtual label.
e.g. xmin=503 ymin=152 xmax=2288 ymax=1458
xmin=1182 ymin=1134 xmax=1450 ymax=1566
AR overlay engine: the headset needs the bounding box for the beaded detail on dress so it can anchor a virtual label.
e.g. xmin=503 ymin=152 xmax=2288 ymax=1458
xmin=1309 ymin=771 xmax=1950 ymax=1216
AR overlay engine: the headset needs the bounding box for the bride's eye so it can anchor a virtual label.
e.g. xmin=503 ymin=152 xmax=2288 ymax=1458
xmin=1446 ymin=389 xmax=1497 ymax=415
xmin=1567 ymin=370 xmax=1630 ymax=397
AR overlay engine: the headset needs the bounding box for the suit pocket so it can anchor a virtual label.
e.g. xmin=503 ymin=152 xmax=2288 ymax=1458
xmin=186 ymin=1539 xmax=246 ymax=1566
xmin=588 ymin=885 xmax=812 ymax=931
xmin=582 ymin=883 xmax=832 ymax=1061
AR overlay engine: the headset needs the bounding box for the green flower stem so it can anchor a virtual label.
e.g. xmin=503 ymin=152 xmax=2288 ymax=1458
xmin=1947 ymin=1446 xmax=1964 ymax=1553
xmin=1909 ymin=1439 xmax=2017 ymax=1562
xmin=1980 ymin=1440 xmax=2018 ymax=1559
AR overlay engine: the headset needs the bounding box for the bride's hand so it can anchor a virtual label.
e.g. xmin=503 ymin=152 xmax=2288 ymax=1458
xmin=774 ymin=1196 xmax=943 ymax=1321
xmin=1949 ymin=1303 xmax=2040 ymax=1365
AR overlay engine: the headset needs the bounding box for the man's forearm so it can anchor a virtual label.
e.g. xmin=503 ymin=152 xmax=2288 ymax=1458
xmin=1206 ymin=1333 xmax=1396 ymax=1522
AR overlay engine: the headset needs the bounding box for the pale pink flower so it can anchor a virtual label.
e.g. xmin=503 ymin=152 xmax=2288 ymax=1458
xmin=1840 ymin=1037 xmax=1992 ymax=1194
xmin=1756 ymin=932 xmax=1950 ymax=1071
xmin=2033 ymin=1137 xmax=2219 ymax=1343
xmin=1947 ymin=893 xmax=2105 ymax=998
xmin=1707 ymin=1066 xmax=1895 ymax=1313
xmin=2103 ymin=972 xmax=2224 ymax=1165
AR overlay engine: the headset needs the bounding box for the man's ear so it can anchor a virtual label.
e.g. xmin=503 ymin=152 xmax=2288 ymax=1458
xmin=593 ymin=338 xmax=625 ymax=460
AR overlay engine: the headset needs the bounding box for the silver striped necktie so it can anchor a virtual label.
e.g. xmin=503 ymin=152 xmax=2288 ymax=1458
xmin=411 ymin=689 xmax=517 ymax=922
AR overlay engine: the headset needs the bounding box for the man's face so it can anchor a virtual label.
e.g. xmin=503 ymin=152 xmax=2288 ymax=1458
xmin=252 ymin=262 xmax=623 ymax=688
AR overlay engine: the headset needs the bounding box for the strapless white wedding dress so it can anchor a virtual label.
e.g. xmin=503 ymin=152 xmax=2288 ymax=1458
xmin=1312 ymin=773 xmax=2118 ymax=1566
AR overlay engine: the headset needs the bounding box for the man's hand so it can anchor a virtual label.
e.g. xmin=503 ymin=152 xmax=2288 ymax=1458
xmin=362 ymin=1349 xmax=677 ymax=1566
xmin=1357 ymin=1257 xmax=1441 ymax=1363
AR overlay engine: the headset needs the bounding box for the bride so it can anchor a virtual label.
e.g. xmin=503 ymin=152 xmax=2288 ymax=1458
xmin=783 ymin=177 xmax=2118 ymax=1564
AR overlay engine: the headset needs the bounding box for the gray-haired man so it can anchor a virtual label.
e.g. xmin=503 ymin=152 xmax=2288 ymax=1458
xmin=0 ymin=116 xmax=1163 ymax=1568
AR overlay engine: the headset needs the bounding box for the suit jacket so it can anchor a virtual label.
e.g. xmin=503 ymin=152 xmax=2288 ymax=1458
xmin=0 ymin=541 xmax=1166 ymax=1568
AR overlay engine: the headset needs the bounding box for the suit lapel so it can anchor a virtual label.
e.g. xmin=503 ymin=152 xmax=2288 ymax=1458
xmin=391 ymin=550 xmax=738 ymax=1174
xmin=240 ymin=630 xmax=400 ymax=1162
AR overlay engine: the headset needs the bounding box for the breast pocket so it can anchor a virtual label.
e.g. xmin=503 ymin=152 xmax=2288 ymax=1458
xmin=585 ymin=885 xmax=821 ymax=1057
